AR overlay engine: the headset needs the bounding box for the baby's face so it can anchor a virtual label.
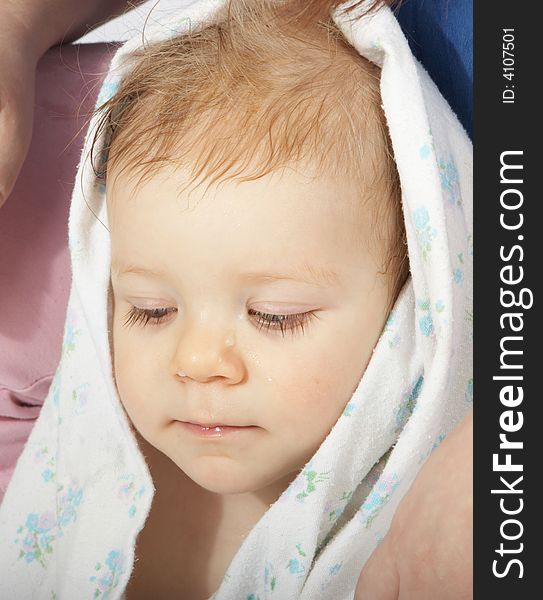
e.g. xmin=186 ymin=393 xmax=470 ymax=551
xmin=107 ymin=164 xmax=391 ymax=497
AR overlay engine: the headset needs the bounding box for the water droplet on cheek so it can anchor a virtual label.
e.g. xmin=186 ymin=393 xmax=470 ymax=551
xmin=266 ymin=377 xmax=273 ymax=383
xmin=248 ymin=351 xmax=261 ymax=367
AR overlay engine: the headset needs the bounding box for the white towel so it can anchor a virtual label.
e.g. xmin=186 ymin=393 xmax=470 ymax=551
xmin=0 ymin=1 xmax=473 ymax=598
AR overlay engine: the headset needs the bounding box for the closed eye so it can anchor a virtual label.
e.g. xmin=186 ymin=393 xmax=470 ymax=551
xmin=122 ymin=305 xmax=319 ymax=337
xmin=122 ymin=306 xmax=177 ymax=328
xmin=248 ymin=309 xmax=319 ymax=337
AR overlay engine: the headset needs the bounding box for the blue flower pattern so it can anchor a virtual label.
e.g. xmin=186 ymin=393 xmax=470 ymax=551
xmin=14 ymin=481 xmax=83 ymax=567
xmin=89 ymin=549 xmax=126 ymax=599
xmin=286 ymin=543 xmax=307 ymax=578
xmin=359 ymin=473 xmax=401 ymax=528
xmin=117 ymin=473 xmax=146 ymax=519
xmin=438 ymin=157 xmax=461 ymax=207
xmin=417 ymin=297 xmax=434 ymax=337
xmin=384 ymin=310 xmax=402 ymax=348
xmin=413 ymin=206 xmax=437 ymax=260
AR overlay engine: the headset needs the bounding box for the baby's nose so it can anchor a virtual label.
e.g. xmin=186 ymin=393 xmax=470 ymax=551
xmin=170 ymin=324 xmax=245 ymax=384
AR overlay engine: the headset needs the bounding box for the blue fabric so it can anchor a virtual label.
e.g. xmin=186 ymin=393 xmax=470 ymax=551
xmin=396 ymin=0 xmax=472 ymax=139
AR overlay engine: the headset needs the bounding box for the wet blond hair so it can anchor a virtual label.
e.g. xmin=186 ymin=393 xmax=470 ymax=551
xmin=91 ymin=0 xmax=409 ymax=313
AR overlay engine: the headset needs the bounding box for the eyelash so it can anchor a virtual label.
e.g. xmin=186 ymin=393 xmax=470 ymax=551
xmin=248 ymin=309 xmax=319 ymax=337
xmin=122 ymin=306 xmax=319 ymax=337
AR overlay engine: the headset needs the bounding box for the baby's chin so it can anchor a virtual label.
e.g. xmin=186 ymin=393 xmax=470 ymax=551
xmin=132 ymin=425 xmax=300 ymax=498
xmin=176 ymin=453 xmax=281 ymax=496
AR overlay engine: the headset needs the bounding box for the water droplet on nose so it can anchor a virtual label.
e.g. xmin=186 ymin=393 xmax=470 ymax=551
xmin=267 ymin=377 xmax=273 ymax=383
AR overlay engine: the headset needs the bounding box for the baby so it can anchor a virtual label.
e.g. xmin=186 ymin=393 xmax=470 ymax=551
xmin=91 ymin=0 xmax=410 ymax=596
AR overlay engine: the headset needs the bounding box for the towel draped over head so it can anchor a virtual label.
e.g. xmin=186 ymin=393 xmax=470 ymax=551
xmin=0 ymin=1 xmax=472 ymax=598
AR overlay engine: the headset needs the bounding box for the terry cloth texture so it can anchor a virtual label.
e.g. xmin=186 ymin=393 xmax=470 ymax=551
xmin=0 ymin=1 xmax=473 ymax=598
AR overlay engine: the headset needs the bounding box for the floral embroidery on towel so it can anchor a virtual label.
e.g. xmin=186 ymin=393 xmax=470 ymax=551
xmin=413 ymin=206 xmax=437 ymax=260
xmin=418 ymin=433 xmax=446 ymax=464
xmin=358 ymin=473 xmax=401 ymax=529
xmin=453 ymin=252 xmax=465 ymax=284
xmin=342 ymin=401 xmax=355 ymax=416
xmin=419 ymin=130 xmax=436 ymax=161
xmin=95 ymin=81 xmax=120 ymax=109
xmin=264 ymin=560 xmax=277 ymax=592
xmin=33 ymin=446 xmax=56 ymax=484
xmin=295 ymin=463 xmax=332 ymax=501
xmin=437 ymin=156 xmax=461 ymax=207
xmin=383 ymin=309 xmax=402 ymax=348
xmin=89 ymin=549 xmax=127 ymax=599
xmin=14 ymin=481 xmax=83 ymax=567
xmin=116 ymin=473 xmax=146 ymax=519
xmin=72 ymin=382 xmax=91 ymax=415
xmin=417 ymin=297 xmax=434 ymax=337
xmin=325 ymin=490 xmax=354 ymax=524
xmin=319 ymin=561 xmax=343 ymax=592
xmin=287 ymin=543 xmax=307 ymax=578
xmin=61 ymin=308 xmax=81 ymax=359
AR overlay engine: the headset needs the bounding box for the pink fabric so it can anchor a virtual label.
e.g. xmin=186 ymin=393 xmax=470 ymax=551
xmin=0 ymin=42 xmax=119 ymax=502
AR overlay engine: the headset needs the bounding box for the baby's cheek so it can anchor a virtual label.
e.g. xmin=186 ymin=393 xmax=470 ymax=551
xmin=312 ymin=378 xmax=352 ymax=426
xmin=113 ymin=339 xmax=151 ymax=424
xmin=278 ymin=362 xmax=348 ymax=430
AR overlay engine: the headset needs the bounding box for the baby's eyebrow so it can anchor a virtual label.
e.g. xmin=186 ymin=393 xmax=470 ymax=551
xmin=240 ymin=263 xmax=341 ymax=288
xmin=111 ymin=262 xmax=167 ymax=279
xmin=111 ymin=261 xmax=341 ymax=288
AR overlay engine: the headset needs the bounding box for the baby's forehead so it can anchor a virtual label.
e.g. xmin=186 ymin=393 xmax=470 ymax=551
xmin=106 ymin=160 xmax=389 ymax=270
